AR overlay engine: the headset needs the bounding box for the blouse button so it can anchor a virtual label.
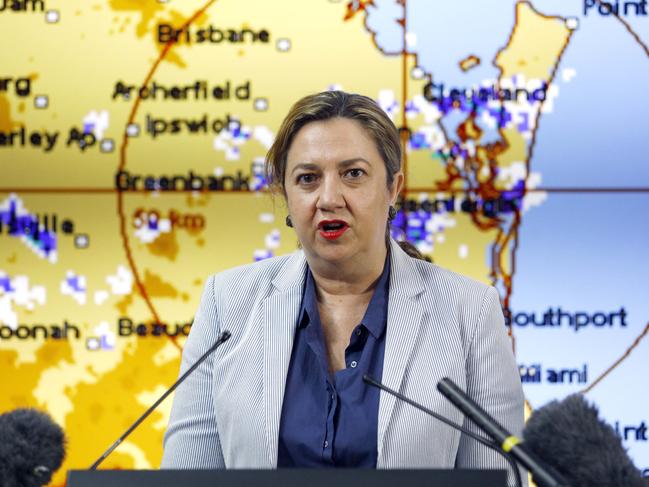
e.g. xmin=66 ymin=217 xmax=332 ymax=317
xmin=350 ymin=360 xmax=358 ymax=368
xmin=355 ymin=328 xmax=362 ymax=336
xmin=324 ymin=440 xmax=329 ymax=448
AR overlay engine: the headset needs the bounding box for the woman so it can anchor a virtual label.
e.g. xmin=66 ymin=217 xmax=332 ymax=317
xmin=161 ymin=91 xmax=525 ymax=485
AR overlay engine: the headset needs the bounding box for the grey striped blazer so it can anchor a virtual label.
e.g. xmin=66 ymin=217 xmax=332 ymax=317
xmin=161 ymin=238 xmax=527 ymax=486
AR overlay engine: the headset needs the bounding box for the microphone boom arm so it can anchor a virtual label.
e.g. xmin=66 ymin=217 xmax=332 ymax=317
xmin=363 ymin=374 xmax=523 ymax=487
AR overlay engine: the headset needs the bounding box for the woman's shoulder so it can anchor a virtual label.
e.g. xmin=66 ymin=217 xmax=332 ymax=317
xmin=401 ymin=256 xmax=499 ymax=327
xmin=407 ymin=256 xmax=491 ymax=297
xmin=403 ymin=258 xmax=504 ymax=352
xmin=391 ymin=239 xmax=491 ymax=301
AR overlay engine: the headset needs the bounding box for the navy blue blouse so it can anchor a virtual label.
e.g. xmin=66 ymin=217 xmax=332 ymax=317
xmin=277 ymin=254 xmax=391 ymax=467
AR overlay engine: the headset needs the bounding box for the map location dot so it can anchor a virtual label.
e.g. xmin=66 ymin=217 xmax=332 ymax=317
xmin=565 ymin=17 xmax=579 ymax=30
xmin=410 ymin=66 xmax=425 ymax=80
xmin=74 ymin=234 xmax=89 ymax=249
xmin=34 ymin=95 xmax=49 ymax=109
xmin=100 ymin=139 xmax=115 ymax=153
xmin=45 ymin=10 xmax=60 ymax=23
xmin=254 ymin=98 xmax=269 ymax=111
xmin=126 ymin=123 xmax=140 ymax=137
xmin=276 ymin=38 xmax=291 ymax=52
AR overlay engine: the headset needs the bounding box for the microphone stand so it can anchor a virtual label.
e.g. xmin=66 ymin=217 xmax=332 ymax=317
xmin=363 ymin=374 xmax=522 ymax=487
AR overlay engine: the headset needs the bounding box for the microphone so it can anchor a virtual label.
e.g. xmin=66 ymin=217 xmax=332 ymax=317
xmin=362 ymin=374 xmax=523 ymax=487
xmin=437 ymin=377 xmax=567 ymax=487
xmin=524 ymin=393 xmax=647 ymax=487
xmin=89 ymin=329 xmax=231 ymax=470
xmin=0 ymin=408 xmax=66 ymax=487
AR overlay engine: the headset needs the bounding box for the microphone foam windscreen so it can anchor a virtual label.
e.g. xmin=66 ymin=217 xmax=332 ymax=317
xmin=0 ymin=408 xmax=66 ymax=487
xmin=524 ymin=394 xmax=646 ymax=487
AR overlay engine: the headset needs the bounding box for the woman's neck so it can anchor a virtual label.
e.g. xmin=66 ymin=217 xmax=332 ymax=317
xmin=307 ymin=245 xmax=388 ymax=298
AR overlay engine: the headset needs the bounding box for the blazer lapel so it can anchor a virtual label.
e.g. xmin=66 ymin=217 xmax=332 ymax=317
xmin=262 ymin=250 xmax=307 ymax=468
xmin=377 ymin=239 xmax=426 ymax=462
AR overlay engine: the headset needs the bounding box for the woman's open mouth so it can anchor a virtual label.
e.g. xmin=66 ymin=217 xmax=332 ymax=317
xmin=317 ymin=220 xmax=349 ymax=240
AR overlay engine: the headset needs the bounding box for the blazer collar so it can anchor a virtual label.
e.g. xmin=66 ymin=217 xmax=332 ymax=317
xmin=269 ymin=238 xmax=426 ymax=297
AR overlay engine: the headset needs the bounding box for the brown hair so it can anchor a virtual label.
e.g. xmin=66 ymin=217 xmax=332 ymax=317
xmin=265 ymin=90 xmax=401 ymax=194
xmin=266 ymin=90 xmax=428 ymax=261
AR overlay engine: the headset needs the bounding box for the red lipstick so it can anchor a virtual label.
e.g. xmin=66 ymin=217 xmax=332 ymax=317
xmin=318 ymin=219 xmax=349 ymax=240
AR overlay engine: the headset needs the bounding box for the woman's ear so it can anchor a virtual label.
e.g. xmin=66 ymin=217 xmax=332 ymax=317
xmin=390 ymin=171 xmax=405 ymax=204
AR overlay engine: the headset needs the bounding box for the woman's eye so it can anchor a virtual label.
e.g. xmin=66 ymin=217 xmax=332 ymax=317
xmin=297 ymin=173 xmax=316 ymax=184
xmin=346 ymin=168 xmax=365 ymax=178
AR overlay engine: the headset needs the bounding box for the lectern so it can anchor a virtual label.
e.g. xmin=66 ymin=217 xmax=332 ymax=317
xmin=68 ymin=469 xmax=507 ymax=486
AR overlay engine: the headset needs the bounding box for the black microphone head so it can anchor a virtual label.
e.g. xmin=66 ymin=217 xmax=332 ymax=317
xmin=0 ymin=408 xmax=66 ymax=487
xmin=524 ymin=394 xmax=646 ymax=487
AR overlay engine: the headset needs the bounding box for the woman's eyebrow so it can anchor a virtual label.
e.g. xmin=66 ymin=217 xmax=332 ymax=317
xmin=338 ymin=158 xmax=370 ymax=168
xmin=290 ymin=163 xmax=320 ymax=175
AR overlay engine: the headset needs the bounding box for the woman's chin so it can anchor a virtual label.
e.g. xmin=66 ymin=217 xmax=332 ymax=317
xmin=305 ymin=241 xmax=356 ymax=265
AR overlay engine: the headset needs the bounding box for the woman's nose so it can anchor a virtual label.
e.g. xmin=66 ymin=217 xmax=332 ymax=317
xmin=316 ymin=175 xmax=345 ymax=211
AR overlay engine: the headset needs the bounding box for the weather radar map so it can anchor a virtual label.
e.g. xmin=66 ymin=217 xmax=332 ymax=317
xmin=1 ymin=0 xmax=648 ymax=483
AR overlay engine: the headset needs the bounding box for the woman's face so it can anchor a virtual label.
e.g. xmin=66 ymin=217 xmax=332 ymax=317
xmin=284 ymin=117 xmax=403 ymax=266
